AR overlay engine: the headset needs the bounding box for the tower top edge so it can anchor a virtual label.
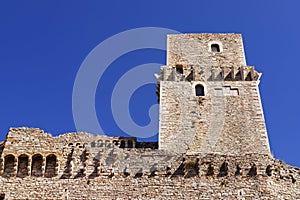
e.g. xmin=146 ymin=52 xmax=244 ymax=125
xmin=167 ymin=33 xmax=243 ymax=38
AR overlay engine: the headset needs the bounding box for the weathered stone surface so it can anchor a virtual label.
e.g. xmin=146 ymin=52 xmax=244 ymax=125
xmin=158 ymin=33 xmax=270 ymax=155
xmin=0 ymin=130 xmax=299 ymax=200
xmin=0 ymin=33 xmax=299 ymax=199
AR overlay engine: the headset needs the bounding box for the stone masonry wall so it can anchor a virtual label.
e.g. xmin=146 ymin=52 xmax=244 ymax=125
xmin=167 ymin=33 xmax=246 ymax=67
xmin=159 ymin=80 xmax=270 ymax=155
xmin=0 ymin=128 xmax=177 ymax=179
xmin=158 ymin=33 xmax=270 ymax=155
xmin=0 ymin=128 xmax=298 ymax=200
xmin=0 ymin=33 xmax=297 ymax=199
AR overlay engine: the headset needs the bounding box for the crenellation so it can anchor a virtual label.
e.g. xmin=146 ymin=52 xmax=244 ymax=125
xmin=0 ymin=33 xmax=299 ymax=199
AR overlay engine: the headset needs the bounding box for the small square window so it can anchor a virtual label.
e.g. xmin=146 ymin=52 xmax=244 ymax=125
xmin=175 ymin=64 xmax=183 ymax=74
xmin=211 ymin=44 xmax=220 ymax=52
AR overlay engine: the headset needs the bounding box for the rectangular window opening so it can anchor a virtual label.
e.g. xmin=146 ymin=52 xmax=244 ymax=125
xmin=175 ymin=64 xmax=183 ymax=74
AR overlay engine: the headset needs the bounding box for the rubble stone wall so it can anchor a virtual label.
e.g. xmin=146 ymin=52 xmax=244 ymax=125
xmin=158 ymin=33 xmax=270 ymax=155
xmin=0 ymin=129 xmax=298 ymax=199
xmin=0 ymin=33 xmax=298 ymax=199
xmin=159 ymin=80 xmax=270 ymax=155
xmin=167 ymin=33 xmax=246 ymax=67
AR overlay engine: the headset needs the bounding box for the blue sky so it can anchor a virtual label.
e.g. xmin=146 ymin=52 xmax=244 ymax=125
xmin=0 ymin=1 xmax=299 ymax=167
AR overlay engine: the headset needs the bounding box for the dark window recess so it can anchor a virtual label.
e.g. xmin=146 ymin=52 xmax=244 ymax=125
xmin=31 ymin=154 xmax=43 ymax=177
xmin=3 ymin=154 xmax=16 ymax=178
xmin=127 ymin=140 xmax=133 ymax=148
xmin=211 ymin=44 xmax=220 ymax=52
xmin=120 ymin=140 xmax=126 ymax=148
xmin=266 ymin=165 xmax=272 ymax=176
xmin=45 ymin=154 xmax=57 ymax=178
xmin=195 ymin=85 xmax=205 ymax=96
xmin=235 ymin=165 xmax=242 ymax=176
xmin=112 ymin=140 xmax=119 ymax=146
xmin=206 ymin=164 xmax=214 ymax=176
xmin=247 ymin=163 xmax=257 ymax=177
xmin=17 ymin=155 xmax=29 ymax=178
xmin=218 ymin=162 xmax=228 ymax=177
xmin=175 ymin=65 xmax=183 ymax=74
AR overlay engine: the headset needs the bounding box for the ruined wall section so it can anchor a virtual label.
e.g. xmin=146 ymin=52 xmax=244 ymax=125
xmin=0 ymin=128 xmax=179 ymax=180
xmin=59 ymin=140 xmax=179 ymax=180
xmin=2 ymin=128 xmax=57 ymax=155
xmin=0 ymin=153 xmax=299 ymax=199
xmin=0 ymin=128 xmax=61 ymax=178
xmin=0 ymin=128 xmax=297 ymax=199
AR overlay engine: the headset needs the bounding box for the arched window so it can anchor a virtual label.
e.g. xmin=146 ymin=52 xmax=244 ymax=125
xmin=3 ymin=154 xmax=16 ymax=178
xmin=31 ymin=154 xmax=43 ymax=177
xmin=195 ymin=84 xmax=205 ymax=96
xmin=17 ymin=154 xmax=29 ymax=178
xmin=211 ymin=44 xmax=220 ymax=52
xmin=45 ymin=154 xmax=57 ymax=178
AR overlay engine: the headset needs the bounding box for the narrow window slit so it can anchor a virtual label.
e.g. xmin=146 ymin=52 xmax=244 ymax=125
xmin=266 ymin=165 xmax=272 ymax=176
xmin=218 ymin=162 xmax=228 ymax=177
xmin=247 ymin=163 xmax=257 ymax=177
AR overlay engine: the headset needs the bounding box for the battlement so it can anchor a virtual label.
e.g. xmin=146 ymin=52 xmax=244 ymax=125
xmin=158 ymin=33 xmax=270 ymax=156
xmin=157 ymin=65 xmax=260 ymax=82
xmin=0 ymin=128 xmax=297 ymax=179
xmin=0 ymin=128 xmax=299 ymax=199
xmin=0 ymin=33 xmax=298 ymax=199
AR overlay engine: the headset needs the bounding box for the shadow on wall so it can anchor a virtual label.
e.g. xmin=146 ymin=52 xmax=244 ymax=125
xmin=3 ymin=154 xmax=57 ymax=178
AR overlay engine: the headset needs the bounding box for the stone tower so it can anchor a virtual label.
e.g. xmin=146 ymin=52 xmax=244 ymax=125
xmin=0 ymin=33 xmax=299 ymax=199
xmin=157 ymin=33 xmax=271 ymax=156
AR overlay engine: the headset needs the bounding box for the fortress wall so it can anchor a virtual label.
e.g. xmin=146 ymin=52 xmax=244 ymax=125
xmin=0 ymin=129 xmax=298 ymax=199
xmin=0 ymin=33 xmax=297 ymax=199
xmin=0 ymin=176 xmax=299 ymax=199
xmin=0 ymin=128 xmax=180 ymax=179
xmin=0 ymin=153 xmax=298 ymax=199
